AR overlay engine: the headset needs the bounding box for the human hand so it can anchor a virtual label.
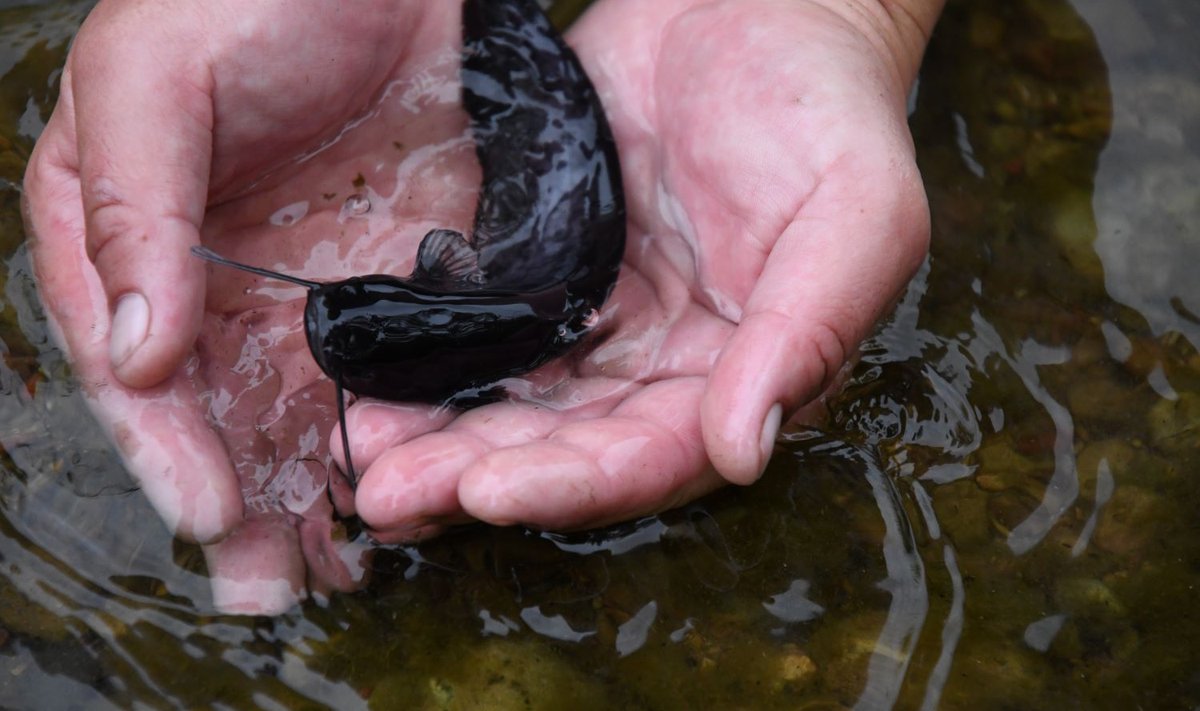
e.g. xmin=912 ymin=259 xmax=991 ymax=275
xmin=23 ymin=0 xmax=939 ymax=613
xmin=350 ymin=0 xmax=939 ymax=540
xmin=22 ymin=0 xmax=471 ymax=612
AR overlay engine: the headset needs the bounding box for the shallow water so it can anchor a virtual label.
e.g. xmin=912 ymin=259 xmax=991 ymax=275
xmin=2 ymin=0 xmax=1199 ymax=708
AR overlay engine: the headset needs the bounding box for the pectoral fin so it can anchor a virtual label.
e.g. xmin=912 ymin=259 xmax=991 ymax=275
xmin=411 ymin=229 xmax=486 ymax=287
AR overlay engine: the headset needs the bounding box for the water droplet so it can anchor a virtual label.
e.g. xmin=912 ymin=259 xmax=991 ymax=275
xmin=344 ymin=194 xmax=371 ymax=216
xmin=269 ymin=200 xmax=309 ymax=226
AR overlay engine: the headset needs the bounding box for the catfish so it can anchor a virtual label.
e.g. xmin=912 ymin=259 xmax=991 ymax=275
xmin=193 ymin=0 xmax=625 ymax=488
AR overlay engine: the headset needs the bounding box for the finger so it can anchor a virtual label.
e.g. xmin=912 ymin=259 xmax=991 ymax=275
xmin=702 ymin=150 xmax=929 ymax=485
xmin=326 ymin=400 xmax=454 ymax=516
xmin=203 ymin=518 xmax=306 ymax=615
xmin=460 ymin=378 xmax=724 ymax=529
xmin=298 ymin=517 xmax=372 ymax=603
xmin=331 ymin=400 xmax=454 ymax=476
xmin=69 ymin=9 xmax=214 ymax=388
xmin=91 ymin=378 xmax=244 ymax=544
xmin=26 ymin=129 xmax=242 ymax=545
xmin=353 ymin=400 xmax=574 ymax=541
xmin=355 ymin=431 xmax=488 ymax=543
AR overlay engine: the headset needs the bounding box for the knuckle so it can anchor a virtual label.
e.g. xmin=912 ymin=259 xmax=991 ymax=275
xmin=83 ymin=177 xmax=145 ymax=264
xmin=752 ymin=307 xmax=848 ymax=405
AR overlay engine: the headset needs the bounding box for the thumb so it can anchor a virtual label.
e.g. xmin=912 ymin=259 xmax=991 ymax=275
xmin=701 ymin=154 xmax=929 ymax=485
xmin=70 ymin=10 xmax=213 ymax=388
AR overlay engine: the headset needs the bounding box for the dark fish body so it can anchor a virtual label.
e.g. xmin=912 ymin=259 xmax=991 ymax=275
xmin=461 ymin=0 xmax=625 ymax=299
xmin=303 ymin=0 xmax=625 ymax=403
xmin=304 ymin=276 xmax=579 ymax=402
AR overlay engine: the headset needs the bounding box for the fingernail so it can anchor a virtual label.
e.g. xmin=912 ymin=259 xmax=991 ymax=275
xmin=110 ymin=292 xmax=149 ymax=369
xmin=759 ymin=403 xmax=783 ymax=473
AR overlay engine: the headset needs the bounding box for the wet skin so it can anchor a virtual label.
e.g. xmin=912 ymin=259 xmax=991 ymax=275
xmin=23 ymin=0 xmax=936 ymax=613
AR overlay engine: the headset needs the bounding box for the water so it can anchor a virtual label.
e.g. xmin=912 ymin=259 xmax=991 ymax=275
xmin=1 ymin=0 xmax=1199 ymax=708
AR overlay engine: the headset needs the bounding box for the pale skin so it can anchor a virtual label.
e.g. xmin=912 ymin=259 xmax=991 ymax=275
xmin=22 ymin=0 xmax=942 ymax=613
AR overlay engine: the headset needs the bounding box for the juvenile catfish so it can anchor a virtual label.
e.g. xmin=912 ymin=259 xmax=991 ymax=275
xmin=193 ymin=0 xmax=626 ymax=486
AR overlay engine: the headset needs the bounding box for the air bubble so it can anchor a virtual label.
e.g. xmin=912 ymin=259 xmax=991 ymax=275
xmin=582 ymin=309 xmax=600 ymax=328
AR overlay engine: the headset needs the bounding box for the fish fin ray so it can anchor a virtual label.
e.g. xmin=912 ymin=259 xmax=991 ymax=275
xmin=411 ymin=229 xmax=486 ymax=287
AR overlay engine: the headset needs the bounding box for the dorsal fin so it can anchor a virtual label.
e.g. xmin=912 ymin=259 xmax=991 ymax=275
xmin=410 ymin=229 xmax=485 ymax=287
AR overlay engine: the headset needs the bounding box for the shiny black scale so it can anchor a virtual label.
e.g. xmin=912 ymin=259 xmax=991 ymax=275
xmin=193 ymin=0 xmax=625 ymax=487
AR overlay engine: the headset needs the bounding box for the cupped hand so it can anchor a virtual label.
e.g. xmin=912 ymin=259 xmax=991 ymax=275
xmin=23 ymin=0 xmax=470 ymax=612
xmin=23 ymin=0 xmax=938 ymax=613
xmin=351 ymin=0 xmax=935 ymax=541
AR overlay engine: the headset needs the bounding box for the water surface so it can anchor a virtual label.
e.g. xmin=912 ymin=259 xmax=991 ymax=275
xmin=1 ymin=0 xmax=1198 ymax=707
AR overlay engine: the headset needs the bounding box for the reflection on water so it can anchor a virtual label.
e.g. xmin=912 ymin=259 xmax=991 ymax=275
xmin=1077 ymin=0 xmax=1200 ymax=348
xmin=2 ymin=0 xmax=1199 ymax=707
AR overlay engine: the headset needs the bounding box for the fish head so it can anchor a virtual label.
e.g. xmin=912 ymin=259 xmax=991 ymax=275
xmin=303 ymin=277 xmax=574 ymax=402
